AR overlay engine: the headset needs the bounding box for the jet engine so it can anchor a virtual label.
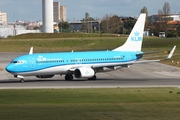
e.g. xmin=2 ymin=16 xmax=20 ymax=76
xmin=74 ymin=67 xmax=95 ymax=78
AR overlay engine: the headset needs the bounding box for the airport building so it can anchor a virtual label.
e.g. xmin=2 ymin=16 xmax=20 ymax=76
xmin=149 ymin=14 xmax=180 ymax=23
xmin=60 ymin=6 xmax=66 ymax=22
xmin=53 ymin=2 xmax=60 ymax=22
xmin=0 ymin=11 xmax=7 ymax=24
xmin=53 ymin=2 xmax=66 ymax=22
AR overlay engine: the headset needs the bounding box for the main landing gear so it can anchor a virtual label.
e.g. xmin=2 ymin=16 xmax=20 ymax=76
xmin=88 ymin=75 xmax=97 ymax=80
xmin=65 ymin=74 xmax=97 ymax=81
xmin=65 ymin=74 xmax=73 ymax=81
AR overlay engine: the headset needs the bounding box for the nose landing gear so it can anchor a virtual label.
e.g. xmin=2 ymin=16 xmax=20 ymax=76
xmin=20 ymin=79 xmax=24 ymax=83
xmin=14 ymin=75 xmax=25 ymax=83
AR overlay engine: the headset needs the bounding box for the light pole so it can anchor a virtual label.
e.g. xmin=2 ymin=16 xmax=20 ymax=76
xmin=99 ymin=21 xmax=100 ymax=34
xmin=61 ymin=20 xmax=62 ymax=33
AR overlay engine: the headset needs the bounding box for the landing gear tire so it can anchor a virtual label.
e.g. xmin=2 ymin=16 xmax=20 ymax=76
xmin=88 ymin=75 xmax=97 ymax=80
xmin=65 ymin=74 xmax=73 ymax=81
xmin=20 ymin=79 xmax=24 ymax=83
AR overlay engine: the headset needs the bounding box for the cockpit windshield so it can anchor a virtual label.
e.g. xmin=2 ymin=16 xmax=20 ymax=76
xmin=11 ymin=60 xmax=24 ymax=64
xmin=12 ymin=61 xmax=18 ymax=63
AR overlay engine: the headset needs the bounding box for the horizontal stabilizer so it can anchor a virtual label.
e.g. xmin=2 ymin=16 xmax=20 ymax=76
xmin=143 ymin=50 xmax=164 ymax=54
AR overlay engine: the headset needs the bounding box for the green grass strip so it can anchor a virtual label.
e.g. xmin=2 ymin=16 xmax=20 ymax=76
xmin=0 ymin=88 xmax=180 ymax=120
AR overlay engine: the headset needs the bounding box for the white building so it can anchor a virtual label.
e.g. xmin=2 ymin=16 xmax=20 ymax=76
xmin=53 ymin=2 xmax=67 ymax=22
xmin=53 ymin=2 xmax=61 ymax=22
xmin=169 ymin=15 xmax=180 ymax=21
xmin=60 ymin=6 xmax=66 ymax=21
xmin=0 ymin=11 xmax=7 ymax=24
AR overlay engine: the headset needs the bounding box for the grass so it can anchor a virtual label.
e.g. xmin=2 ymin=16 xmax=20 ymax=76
xmin=6 ymin=33 xmax=117 ymax=39
xmin=0 ymin=34 xmax=179 ymax=52
xmin=0 ymin=88 xmax=180 ymax=120
xmin=0 ymin=37 xmax=124 ymax=52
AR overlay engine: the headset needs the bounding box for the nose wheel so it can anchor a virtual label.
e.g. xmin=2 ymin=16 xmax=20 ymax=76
xmin=20 ymin=79 xmax=24 ymax=83
xmin=14 ymin=75 xmax=25 ymax=83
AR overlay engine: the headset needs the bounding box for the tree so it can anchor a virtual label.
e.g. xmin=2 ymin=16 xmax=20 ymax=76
xmin=85 ymin=12 xmax=90 ymax=21
xmin=157 ymin=9 xmax=164 ymax=32
xmin=140 ymin=6 xmax=148 ymax=15
xmin=100 ymin=14 xmax=111 ymax=33
xmin=85 ymin=12 xmax=94 ymax=21
xmin=163 ymin=2 xmax=170 ymax=15
xmin=82 ymin=12 xmax=95 ymax=33
xmin=177 ymin=24 xmax=180 ymax=37
xmin=100 ymin=15 xmax=121 ymax=34
xmin=153 ymin=2 xmax=171 ymax=36
xmin=163 ymin=2 xmax=170 ymax=31
xmin=108 ymin=15 xmax=122 ymax=33
xmin=123 ymin=20 xmax=136 ymax=34
xmin=58 ymin=21 xmax=70 ymax=32
xmin=158 ymin=9 xmax=163 ymax=15
xmin=140 ymin=6 xmax=149 ymax=28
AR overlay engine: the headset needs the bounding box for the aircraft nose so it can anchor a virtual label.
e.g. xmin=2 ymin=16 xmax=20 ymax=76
xmin=5 ymin=64 xmax=15 ymax=73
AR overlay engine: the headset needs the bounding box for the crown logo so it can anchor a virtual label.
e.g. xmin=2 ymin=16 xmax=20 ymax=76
xmin=134 ymin=31 xmax=139 ymax=36
xmin=131 ymin=31 xmax=142 ymax=41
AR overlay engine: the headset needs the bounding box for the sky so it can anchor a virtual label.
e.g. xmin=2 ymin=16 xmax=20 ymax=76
xmin=0 ymin=0 xmax=179 ymax=22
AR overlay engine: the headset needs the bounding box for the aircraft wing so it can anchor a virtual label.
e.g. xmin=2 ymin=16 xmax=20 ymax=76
xmin=92 ymin=46 xmax=176 ymax=69
xmin=91 ymin=59 xmax=159 ymax=69
xmin=166 ymin=46 xmax=176 ymax=59
xmin=68 ymin=46 xmax=176 ymax=72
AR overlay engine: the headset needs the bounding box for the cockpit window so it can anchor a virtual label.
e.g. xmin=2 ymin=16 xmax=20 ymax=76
xmin=12 ymin=61 xmax=18 ymax=63
xmin=11 ymin=60 xmax=24 ymax=64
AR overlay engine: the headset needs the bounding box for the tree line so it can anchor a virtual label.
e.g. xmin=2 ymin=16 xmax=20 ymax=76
xmin=57 ymin=2 xmax=180 ymax=37
xmin=99 ymin=1 xmax=179 ymax=37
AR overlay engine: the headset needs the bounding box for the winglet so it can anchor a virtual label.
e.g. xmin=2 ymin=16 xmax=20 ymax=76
xmin=166 ymin=46 xmax=176 ymax=59
xmin=29 ymin=47 xmax=33 ymax=55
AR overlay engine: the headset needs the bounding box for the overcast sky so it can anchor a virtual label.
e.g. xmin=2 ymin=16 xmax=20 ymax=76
xmin=0 ymin=0 xmax=179 ymax=22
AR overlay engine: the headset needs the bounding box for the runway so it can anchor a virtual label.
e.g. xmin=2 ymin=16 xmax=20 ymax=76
xmin=0 ymin=52 xmax=180 ymax=89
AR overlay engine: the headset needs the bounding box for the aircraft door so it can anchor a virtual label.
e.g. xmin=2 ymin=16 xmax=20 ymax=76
xmin=28 ymin=57 xmax=35 ymax=69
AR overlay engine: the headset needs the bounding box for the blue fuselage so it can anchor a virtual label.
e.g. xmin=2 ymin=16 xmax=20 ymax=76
xmin=6 ymin=50 xmax=143 ymax=76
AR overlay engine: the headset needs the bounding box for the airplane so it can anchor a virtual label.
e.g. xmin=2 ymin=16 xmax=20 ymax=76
xmin=5 ymin=13 xmax=176 ymax=82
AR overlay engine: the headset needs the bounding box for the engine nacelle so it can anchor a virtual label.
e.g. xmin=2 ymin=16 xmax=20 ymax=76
xmin=36 ymin=75 xmax=54 ymax=78
xmin=74 ymin=67 xmax=95 ymax=78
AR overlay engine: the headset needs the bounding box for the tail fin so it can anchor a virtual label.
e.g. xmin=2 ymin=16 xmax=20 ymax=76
xmin=113 ymin=13 xmax=146 ymax=52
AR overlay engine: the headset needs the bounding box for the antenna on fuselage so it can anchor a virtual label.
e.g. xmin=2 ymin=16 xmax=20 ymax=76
xmin=29 ymin=47 xmax=33 ymax=54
